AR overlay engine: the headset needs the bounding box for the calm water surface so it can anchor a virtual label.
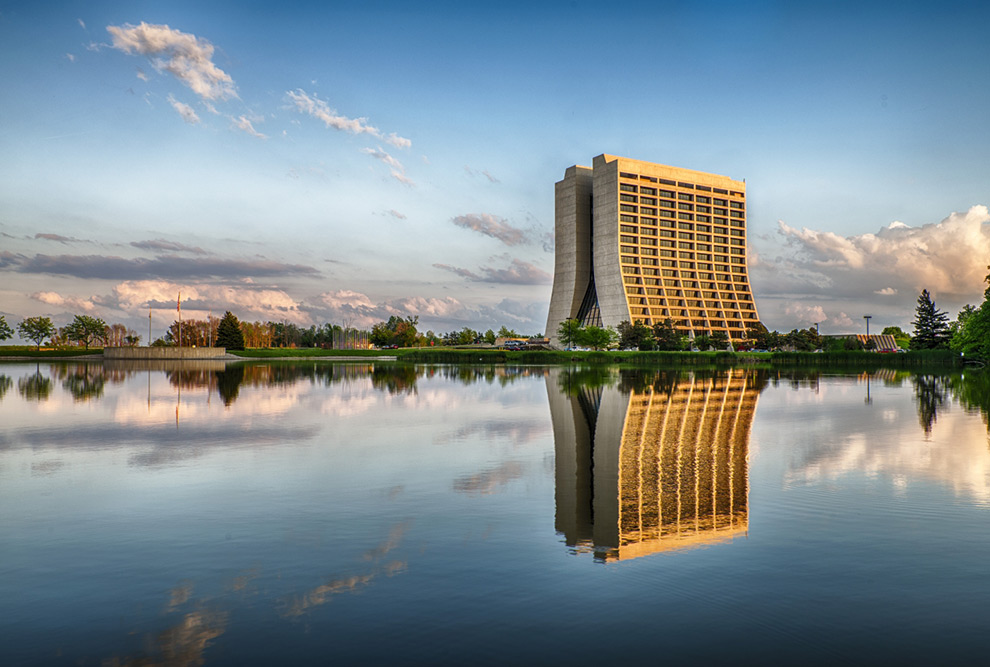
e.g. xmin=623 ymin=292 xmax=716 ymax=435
xmin=2 ymin=361 xmax=989 ymax=665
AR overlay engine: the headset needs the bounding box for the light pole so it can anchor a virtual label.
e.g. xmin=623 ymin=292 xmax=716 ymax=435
xmin=863 ymin=315 xmax=872 ymax=337
xmin=814 ymin=322 xmax=819 ymax=335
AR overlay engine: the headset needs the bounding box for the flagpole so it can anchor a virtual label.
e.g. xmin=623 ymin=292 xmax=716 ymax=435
xmin=177 ymin=292 xmax=182 ymax=348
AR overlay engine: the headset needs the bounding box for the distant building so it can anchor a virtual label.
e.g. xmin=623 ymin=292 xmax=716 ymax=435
xmin=546 ymin=154 xmax=760 ymax=347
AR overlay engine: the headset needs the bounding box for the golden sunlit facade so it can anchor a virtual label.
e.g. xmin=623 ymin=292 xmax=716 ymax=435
xmin=547 ymin=154 xmax=760 ymax=346
xmin=550 ymin=368 xmax=761 ymax=562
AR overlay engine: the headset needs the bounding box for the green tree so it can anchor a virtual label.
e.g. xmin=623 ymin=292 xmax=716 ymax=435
xmin=483 ymin=329 xmax=497 ymax=345
xmin=882 ymin=326 xmax=911 ymax=350
xmin=746 ymin=322 xmax=772 ymax=350
xmin=17 ymin=316 xmax=56 ymax=350
xmin=653 ymin=319 xmax=685 ymax=351
xmin=216 ymin=311 xmax=245 ymax=350
xmin=911 ymin=289 xmax=950 ymax=350
xmin=63 ymin=315 xmax=108 ymax=349
xmin=370 ymin=315 xmax=419 ymax=348
xmin=616 ymin=320 xmax=654 ymax=350
xmin=579 ymin=325 xmax=617 ymax=351
xmin=691 ymin=333 xmax=711 ymax=351
xmin=0 ymin=315 xmax=13 ymax=341
xmin=710 ymin=330 xmax=730 ymax=351
xmin=949 ymin=268 xmax=990 ymax=359
xmin=556 ymin=318 xmax=584 ymax=349
xmin=497 ymin=325 xmax=519 ymax=339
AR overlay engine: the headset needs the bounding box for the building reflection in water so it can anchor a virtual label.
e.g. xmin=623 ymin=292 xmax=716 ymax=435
xmin=549 ymin=368 xmax=763 ymax=562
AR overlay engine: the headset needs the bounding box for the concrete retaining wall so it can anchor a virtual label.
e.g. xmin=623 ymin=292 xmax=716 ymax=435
xmin=103 ymin=346 xmax=227 ymax=360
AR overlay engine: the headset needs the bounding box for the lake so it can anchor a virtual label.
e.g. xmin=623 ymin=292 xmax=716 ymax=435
xmin=2 ymin=361 xmax=989 ymax=665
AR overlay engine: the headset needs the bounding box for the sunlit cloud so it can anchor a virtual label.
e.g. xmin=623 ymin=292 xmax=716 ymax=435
xmin=107 ymin=22 xmax=237 ymax=100
xmin=31 ymin=291 xmax=98 ymax=313
xmin=232 ymin=115 xmax=266 ymax=139
xmin=361 ymin=147 xmax=412 ymax=186
xmin=434 ymin=257 xmax=551 ymax=285
xmin=767 ymin=206 xmax=990 ymax=299
xmin=451 ymin=213 xmax=526 ymax=246
xmin=112 ymin=280 xmax=310 ymax=324
xmin=107 ymin=21 xmax=237 ymax=100
xmin=285 ymin=89 xmax=411 ymax=147
xmin=167 ymin=94 xmax=200 ymax=124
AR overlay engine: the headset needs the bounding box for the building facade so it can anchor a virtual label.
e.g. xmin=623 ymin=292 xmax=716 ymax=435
xmin=546 ymin=154 xmax=760 ymax=347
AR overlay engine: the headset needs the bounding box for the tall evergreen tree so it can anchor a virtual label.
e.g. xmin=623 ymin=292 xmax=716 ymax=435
xmin=216 ymin=311 xmax=245 ymax=350
xmin=911 ymin=289 xmax=950 ymax=350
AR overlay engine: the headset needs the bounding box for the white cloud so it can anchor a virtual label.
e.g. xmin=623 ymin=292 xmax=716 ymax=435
xmin=167 ymin=94 xmax=200 ymax=124
xmin=361 ymin=147 xmax=413 ymax=186
xmin=135 ymin=67 xmax=149 ymax=81
xmin=111 ymin=280 xmax=308 ymax=324
xmin=107 ymin=22 xmax=237 ymax=100
xmin=232 ymin=115 xmax=267 ymax=139
xmin=31 ymin=291 xmax=98 ymax=313
xmin=783 ymin=304 xmax=827 ymax=326
xmin=285 ymin=89 xmax=411 ymax=147
xmin=452 ymin=213 xmax=527 ymax=246
xmin=875 ymin=287 xmax=897 ymax=295
xmin=768 ymin=206 xmax=990 ymax=299
xmin=384 ymin=133 xmax=411 ymax=149
xmin=286 ymin=89 xmax=381 ymax=136
xmin=65 ymin=53 xmax=76 ymax=62
xmin=78 ymin=18 xmax=86 ymax=30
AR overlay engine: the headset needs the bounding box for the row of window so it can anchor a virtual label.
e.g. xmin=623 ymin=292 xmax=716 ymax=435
xmin=619 ymin=188 xmax=744 ymax=210
xmin=618 ymin=172 xmax=744 ymax=198
xmin=621 ymin=265 xmax=751 ymax=286
xmin=618 ymin=211 xmax=745 ymax=228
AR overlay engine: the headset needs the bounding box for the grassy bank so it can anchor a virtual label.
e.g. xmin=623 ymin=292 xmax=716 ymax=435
xmin=0 ymin=345 xmax=965 ymax=369
xmin=0 ymin=346 xmax=103 ymax=358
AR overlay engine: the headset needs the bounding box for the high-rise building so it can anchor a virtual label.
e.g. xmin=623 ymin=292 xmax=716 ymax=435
xmin=546 ymin=154 xmax=760 ymax=347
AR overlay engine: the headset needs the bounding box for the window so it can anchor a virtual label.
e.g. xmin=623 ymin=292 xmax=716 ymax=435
xmin=640 ymin=186 xmax=657 ymax=196
xmin=620 ymin=225 xmax=637 ymax=233
xmin=620 ymin=172 xmax=638 ymax=179
xmin=620 ymin=204 xmax=637 ymax=213
xmin=677 ymin=182 xmax=695 ymax=189
xmin=678 ymin=202 xmax=693 ymax=211
xmin=659 ymin=189 xmax=675 ymax=198
xmin=678 ymin=192 xmax=694 ymax=201
xmin=620 ymin=235 xmax=637 ymax=244
xmin=641 ymin=207 xmax=657 ymax=216
xmin=640 ymin=197 xmax=657 ymax=206
xmin=730 ymin=210 xmax=744 ymax=218
xmin=641 ymin=217 xmax=657 ymax=226
xmin=696 ymin=195 xmax=711 ymax=204
xmin=730 ymin=201 xmax=744 ymax=209
xmin=678 ymin=213 xmax=694 ymax=221
xmin=620 ymin=194 xmax=638 ymax=203
xmin=659 ymin=200 xmax=675 ymax=208
xmin=620 ymin=183 xmax=637 ymax=192
xmin=620 ymin=214 xmax=636 ymax=223
xmin=659 ymin=210 xmax=675 ymax=218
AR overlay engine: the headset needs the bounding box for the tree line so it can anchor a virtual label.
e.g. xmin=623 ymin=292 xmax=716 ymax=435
xmin=368 ymin=315 xmax=541 ymax=348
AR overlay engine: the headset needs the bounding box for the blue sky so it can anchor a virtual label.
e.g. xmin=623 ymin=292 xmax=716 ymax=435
xmin=2 ymin=0 xmax=989 ymax=340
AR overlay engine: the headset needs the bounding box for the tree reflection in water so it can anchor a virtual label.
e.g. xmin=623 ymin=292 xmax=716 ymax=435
xmin=0 ymin=374 xmax=11 ymax=401
xmin=17 ymin=367 xmax=52 ymax=402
